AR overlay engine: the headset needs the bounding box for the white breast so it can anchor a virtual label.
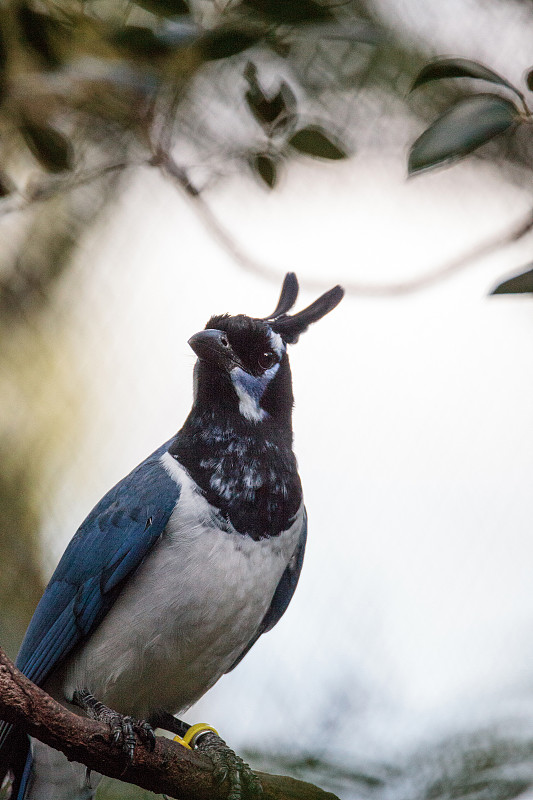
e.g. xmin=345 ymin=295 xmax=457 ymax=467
xmin=61 ymin=453 xmax=303 ymax=719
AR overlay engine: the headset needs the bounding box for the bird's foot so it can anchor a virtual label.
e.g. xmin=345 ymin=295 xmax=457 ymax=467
xmin=108 ymin=714 xmax=156 ymax=761
xmin=194 ymin=730 xmax=262 ymax=800
xmin=72 ymin=689 xmax=156 ymax=761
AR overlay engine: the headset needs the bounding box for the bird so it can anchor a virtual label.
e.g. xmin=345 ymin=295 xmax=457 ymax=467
xmin=0 ymin=273 xmax=344 ymax=800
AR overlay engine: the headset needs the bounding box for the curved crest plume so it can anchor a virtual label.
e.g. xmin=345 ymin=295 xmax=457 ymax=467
xmin=263 ymin=272 xmax=300 ymax=320
xmin=263 ymin=273 xmax=344 ymax=343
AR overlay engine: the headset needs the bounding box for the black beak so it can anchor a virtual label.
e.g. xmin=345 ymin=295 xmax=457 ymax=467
xmin=188 ymin=329 xmax=236 ymax=369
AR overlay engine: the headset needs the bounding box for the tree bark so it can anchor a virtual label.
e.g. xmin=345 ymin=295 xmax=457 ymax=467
xmin=0 ymin=648 xmax=340 ymax=800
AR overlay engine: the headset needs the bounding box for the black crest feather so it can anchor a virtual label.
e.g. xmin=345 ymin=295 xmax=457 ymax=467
xmin=265 ymin=276 xmax=344 ymax=343
xmin=263 ymin=272 xmax=300 ymax=320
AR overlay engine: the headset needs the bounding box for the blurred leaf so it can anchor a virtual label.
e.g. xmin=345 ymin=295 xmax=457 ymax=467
xmin=252 ymin=152 xmax=278 ymax=188
xmin=108 ymin=26 xmax=173 ymax=58
xmin=269 ymin=84 xmax=298 ymax=134
xmin=411 ymin=57 xmax=522 ymax=100
xmin=20 ymin=122 xmax=74 ymax=173
xmin=288 ymin=125 xmax=347 ymax=159
xmin=0 ymin=171 xmax=15 ymax=198
xmin=16 ymin=4 xmax=64 ymax=69
xmin=491 ymin=267 xmax=533 ymax=294
xmin=527 ymin=68 xmax=533 ymax=92
xmin=244 ymin=62 xmax=297 ymax=129
xmin=242 ymin=0 xmax=333 ymax=24
xmin=266 ymin=37 xmax=292 ymax=58
xmin=131 ymin=0 xmax=189 ymax=17
xmin=408 ymin=94 xmax=520 ymax=174
xmin=199 ymin=29 xmax=259 ymax=61
xmin=307 ymin=20 xmax=383 ymax=44
xmin=246 ymin=86 xmax=284 ymax=125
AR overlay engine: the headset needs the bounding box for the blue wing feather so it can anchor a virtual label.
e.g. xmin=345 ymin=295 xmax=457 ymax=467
xmin=226 ymin=507 xmax=307 ymax=672
xmin=15 ymin=440 xmax=180 ymax=687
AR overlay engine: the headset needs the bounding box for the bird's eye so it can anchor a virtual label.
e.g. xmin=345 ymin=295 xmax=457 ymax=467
xmin=258 ymin=351 xmax=277 ymax=370
xmin=220 ymin=335 xmax=230 ymax=348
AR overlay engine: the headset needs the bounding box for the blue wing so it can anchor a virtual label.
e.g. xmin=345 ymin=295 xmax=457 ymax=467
xmin=226 ymin=507 xmax=307 ymax=672
xmin=15 ymin=440 xmax=180 ymax=686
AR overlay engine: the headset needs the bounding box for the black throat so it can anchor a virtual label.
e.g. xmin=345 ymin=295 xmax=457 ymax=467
xmin=169 ymin=359 xmax=302 ymax=540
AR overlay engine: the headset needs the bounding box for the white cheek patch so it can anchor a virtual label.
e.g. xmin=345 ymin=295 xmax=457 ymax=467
xmin=230 ymin=364 xmax=280 ymax=423
xmin=234 ymin=384 xmax=266 ymax=423
xmin=268 ymin=329 xmax=285 ymax=357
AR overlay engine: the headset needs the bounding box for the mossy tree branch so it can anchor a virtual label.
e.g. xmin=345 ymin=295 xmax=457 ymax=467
xmin=0 ymin=647 xmax=339 ymax=800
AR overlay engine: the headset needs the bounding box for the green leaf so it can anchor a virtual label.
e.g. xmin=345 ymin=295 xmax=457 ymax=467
xmin=491 ymin=267 xmax=533 ymax=295
xmin=270 ymin=83 xmax=298 ymax=133
xmin=131 ymin=0 xmax=189 ymax=18
xmin=288 ymin=126 xmax=347 ymax=160
xmin=242 ymin=0 xmax=333 ymax=24
xmin=246 ymin=87 xmax=284 ymax=125
xmin=20 ymin=122 xmax=73 ymax=173
xmin=199 ymin=30 xmax=259 ymax=61
xmin=16 ymin=4 xmax=64 ymax=69
xmin=411 ymin=57 xmax=522 ymax=100
xmin=408 ymin=94 xmax=520 ymax=174
xmin=108 ymin=26 xmax=173 ymax=58
xmin=252 ymin=153 xmax=278 ymax=188
xmin=245 ymin=64 xmax=296 ymax=129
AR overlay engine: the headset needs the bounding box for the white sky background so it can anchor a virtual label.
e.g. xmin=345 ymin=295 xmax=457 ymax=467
xmin=38 ymin=0 xmax=533 ymax=770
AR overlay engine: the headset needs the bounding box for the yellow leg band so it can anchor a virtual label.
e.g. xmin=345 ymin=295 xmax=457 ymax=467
xmin=174 ymin=723 xmax=219 ymax=750
xmin=172 ymin=734 xmax=192 ymax=750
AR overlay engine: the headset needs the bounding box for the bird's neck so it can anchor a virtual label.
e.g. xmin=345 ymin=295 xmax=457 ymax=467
xmin=190 ymin=359 xmax=295 ymax=441
xmin=169 ymin=385 xmax=301 ymax=539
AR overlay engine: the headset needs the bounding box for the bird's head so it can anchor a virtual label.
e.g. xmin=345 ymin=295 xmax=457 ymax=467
xmin=188 ymin=273 xmax=344 ymax=429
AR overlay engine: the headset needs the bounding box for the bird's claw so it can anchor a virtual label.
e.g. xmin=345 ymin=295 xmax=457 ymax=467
xmin=196 ymin=732 xmax=262 ymax=799
xmin=110 ymin=715 xmax=156 ymax=760
xmin=72 ymin=689 xmax=156 ymax=762
xmin=135 ymin=719 xmax=157 ymax=751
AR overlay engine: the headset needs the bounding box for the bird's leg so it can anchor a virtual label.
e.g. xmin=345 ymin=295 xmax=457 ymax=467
xmin=148 ymin=709 xmax=190 ymax=738
xmin=149 ymin=712 xmax=261 ymax=800
xmin=72 ymin=689 xmax=156 ymax=761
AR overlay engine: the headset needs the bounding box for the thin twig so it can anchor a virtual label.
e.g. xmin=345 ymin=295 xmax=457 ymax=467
xmin=0 ymin=161 xmax=139 ymax=219
xmin=159 ymin=153 xmax=533 ymax=295
xmin=8 ymin=151 xmax=532 ymax=297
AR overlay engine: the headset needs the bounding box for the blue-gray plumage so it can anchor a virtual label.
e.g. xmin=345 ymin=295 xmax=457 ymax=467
xmin=0 ymin=273 xmax=343 ymax=800
xmin=16 ymin=443 xmax=179 ymax=688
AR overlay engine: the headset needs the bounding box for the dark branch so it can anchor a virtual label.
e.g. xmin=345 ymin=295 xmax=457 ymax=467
xmin=0 ymin=647 xmax=339 ymax=800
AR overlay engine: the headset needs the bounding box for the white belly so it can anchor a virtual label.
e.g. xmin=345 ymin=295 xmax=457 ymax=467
xmin=59 ymin=456 xmax=303 ymax=719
